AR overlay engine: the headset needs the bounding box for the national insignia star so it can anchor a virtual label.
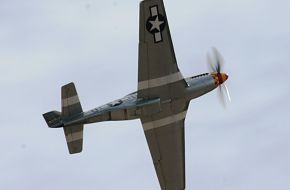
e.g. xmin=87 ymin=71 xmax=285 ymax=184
xmin=149 ymin=16 xmax=164 ymax=32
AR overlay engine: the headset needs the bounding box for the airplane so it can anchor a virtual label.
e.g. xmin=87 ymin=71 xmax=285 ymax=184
xmin=43 ymin=0 xmax=229 ymax=189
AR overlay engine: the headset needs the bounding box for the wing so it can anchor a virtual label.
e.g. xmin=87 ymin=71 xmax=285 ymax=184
xmin=138 ymin=0 xmax=187 ymax=100
xmin=141 ymin=108 xmax=188 ymax=190
xmin=138 ymin=1 xmax=189 ymax=189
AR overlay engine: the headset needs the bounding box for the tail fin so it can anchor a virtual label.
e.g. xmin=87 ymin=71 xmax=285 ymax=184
xmin=61 ymin=82 xmax=84 ymax=154
xmin=43 ymin=111 xmax=63 ymax=128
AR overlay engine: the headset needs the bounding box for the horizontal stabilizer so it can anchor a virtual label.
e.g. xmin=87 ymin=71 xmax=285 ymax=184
xmin=63 ymin=124 xmax=83 ymax=154
xmin=61 ymin=82 xmax=83 ymax=118
xmin=62 ymin=82 xmax=84 ymax=154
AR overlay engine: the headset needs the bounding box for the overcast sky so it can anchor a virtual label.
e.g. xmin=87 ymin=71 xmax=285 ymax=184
xmin=1 ymin=0 xmax=290 ymax=189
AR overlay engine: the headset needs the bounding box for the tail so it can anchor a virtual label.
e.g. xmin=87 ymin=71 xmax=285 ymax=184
xmin=43 ymin=111 xmax=63 ymax=128
xmin=43 ymin=82 xmax=84 ymax=154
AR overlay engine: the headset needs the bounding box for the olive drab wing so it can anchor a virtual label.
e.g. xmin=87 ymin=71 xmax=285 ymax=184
xmin=138 ymin=0 xmax=188 ymax=189
xmin=138 ymin=0 xmax=187 ymax=100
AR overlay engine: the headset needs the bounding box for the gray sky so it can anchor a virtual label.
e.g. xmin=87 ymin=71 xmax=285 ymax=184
xmin=1 ymin=0 xmax=290 ymax=189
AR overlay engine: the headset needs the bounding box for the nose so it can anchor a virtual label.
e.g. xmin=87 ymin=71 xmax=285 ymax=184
xmin=211 ymin=72 xmax=228 ymax=85
xmin=221 ymin=73 xmax=228 ymax=82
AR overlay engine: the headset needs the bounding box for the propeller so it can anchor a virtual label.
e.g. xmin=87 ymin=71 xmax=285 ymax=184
xmin=207 ymin=47 xmax=231 ymax=107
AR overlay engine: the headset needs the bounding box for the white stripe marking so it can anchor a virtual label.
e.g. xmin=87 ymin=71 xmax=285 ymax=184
xmin=138 ymin=72 xmax=184 ymax=90
xmin=151 ymin=6 xmax=158 ymax=16
xmin=155 ymin=32 xmax=162 ymax=42
xmin=62 ymin=95 xmax=80 ymax=107
xmin=66 ymin=131 xmax=83 ymax=143
xmin=142 ymin=111 xmax=187 ymax=131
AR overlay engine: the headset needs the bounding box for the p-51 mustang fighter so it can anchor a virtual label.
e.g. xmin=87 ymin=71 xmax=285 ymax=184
xmin=43 ymin=0 xmax=229 ymax=189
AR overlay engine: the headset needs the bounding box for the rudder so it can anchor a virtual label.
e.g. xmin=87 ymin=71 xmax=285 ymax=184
xmin=43 ymin=111 xmax=63 ymax=128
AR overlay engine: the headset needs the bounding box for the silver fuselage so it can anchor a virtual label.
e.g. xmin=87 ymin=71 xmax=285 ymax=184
xmin=63 ymin=73 xmax=217 ymax=127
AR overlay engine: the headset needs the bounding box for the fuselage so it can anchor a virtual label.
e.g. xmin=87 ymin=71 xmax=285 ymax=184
xmin=63 ymin=73 xmax=220 ymax=127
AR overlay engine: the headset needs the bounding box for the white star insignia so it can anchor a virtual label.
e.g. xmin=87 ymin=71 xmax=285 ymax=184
xmin=149 ymin=16 xmax=164 ymax=32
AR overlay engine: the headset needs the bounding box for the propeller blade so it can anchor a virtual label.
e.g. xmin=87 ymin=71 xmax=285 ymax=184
xmin=212 ymin=47 xmax=224 ymax=73
xmin=207 ymin=52 xmax=216 ymax=72
xmin=224 ymin=84 xmax=231 ymax=103
xmin=218 ymin=86 xmax=226 ymax=108
xmin=218 ymin=84 xmax=231 ymax=108
xmin=207 ymin=47 xmax=229 ymax=108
